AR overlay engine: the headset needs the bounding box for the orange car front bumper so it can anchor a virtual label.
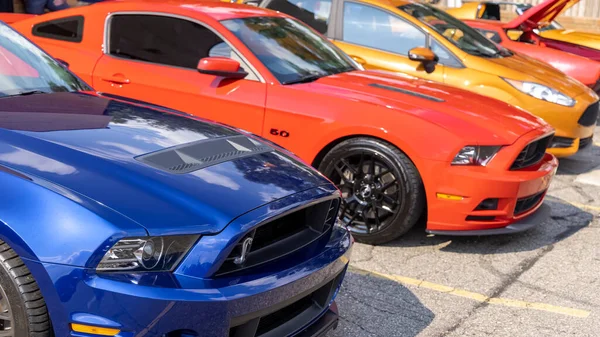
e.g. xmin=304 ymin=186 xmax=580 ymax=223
xmin=423 ymin=151 xmax=558 ymax=235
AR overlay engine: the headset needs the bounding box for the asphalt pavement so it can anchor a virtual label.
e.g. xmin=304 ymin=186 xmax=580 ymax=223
xmin=331 ymin=127 xmax=600 ymax=337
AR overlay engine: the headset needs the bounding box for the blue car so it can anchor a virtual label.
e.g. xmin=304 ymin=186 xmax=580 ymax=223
xmin=0 ymin=23 xmax=352 ymax=336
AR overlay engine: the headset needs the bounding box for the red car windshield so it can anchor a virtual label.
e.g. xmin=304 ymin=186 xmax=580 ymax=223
xmin=221 ymin=16 xmax=358 ymax=84
xmin=0 ymin=23 xmax=89 ymax=97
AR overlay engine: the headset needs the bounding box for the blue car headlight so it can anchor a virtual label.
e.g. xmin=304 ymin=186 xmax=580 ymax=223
xmin=97 ymin=235 xmax=199 ymax=272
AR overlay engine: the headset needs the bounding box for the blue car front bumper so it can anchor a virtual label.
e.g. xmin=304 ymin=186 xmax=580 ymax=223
xmin=25 ymin=227 xmax=352 ymax=337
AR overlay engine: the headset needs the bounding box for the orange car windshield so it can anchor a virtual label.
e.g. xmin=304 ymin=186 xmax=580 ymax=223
xmin=399 ymin=3 xmax=510 ymax=58
xmin=221 ymin=17 xmax=357 ymax=84
xmin=0 ymin=23 xmax=89 ymax=98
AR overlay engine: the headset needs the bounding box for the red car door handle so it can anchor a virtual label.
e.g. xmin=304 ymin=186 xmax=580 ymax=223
xmin=101 ymin=74 xmax=130 ymax=85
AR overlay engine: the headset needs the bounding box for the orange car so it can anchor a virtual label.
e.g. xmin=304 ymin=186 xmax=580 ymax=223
xmin=6 ymin=0 xmax=558 ymax=244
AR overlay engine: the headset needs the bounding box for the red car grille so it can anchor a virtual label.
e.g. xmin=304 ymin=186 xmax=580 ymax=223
xmin=510 ymin=135 xmax=553 ymax=170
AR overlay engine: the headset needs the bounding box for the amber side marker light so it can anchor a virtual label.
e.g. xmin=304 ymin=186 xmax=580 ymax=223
xmin=436 ymin=193 xmax=464 ymax=201
xmin=71 ymin=323 xmax=120 ymax=336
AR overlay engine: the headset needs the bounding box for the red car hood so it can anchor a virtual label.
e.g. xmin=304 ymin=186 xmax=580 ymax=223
xmin=504 ymin=0 xmax=578 ymax=30
xmin=299 ymin=70 xmax=549 ymax=145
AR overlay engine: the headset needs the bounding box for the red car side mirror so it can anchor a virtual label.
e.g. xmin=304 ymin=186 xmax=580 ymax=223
xmin=55 ymin=58 xmax=69 ymax=68
xmin=197 ymin=57 xmax=248 ymax=79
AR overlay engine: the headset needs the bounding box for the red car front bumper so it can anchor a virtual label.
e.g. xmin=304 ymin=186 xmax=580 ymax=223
xmin=422 ymin=131 xmax=559 ymax=234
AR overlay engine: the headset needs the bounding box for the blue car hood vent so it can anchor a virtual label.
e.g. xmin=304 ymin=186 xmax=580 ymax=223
xmin=137 ymin=135 xmax=274 ymax=174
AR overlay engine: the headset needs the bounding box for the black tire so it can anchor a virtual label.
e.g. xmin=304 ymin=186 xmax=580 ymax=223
xmin=318 ymin=137 xmax=425 ymax=245
xmin=0 ymin=240 xmax=52 ymax=337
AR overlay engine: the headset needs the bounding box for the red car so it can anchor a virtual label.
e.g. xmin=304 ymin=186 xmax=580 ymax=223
xmin=450 ymin=2 xmax=600 ymax=89
xmin=3 ymin=0 xmax=558 ymax=244
xmin=449 ymin=0 xmax=600 ymax=79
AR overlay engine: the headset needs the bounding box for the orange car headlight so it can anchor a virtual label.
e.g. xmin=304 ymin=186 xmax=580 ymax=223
xmin=503 ymin=78 xmax=575 ymax=107
xmin=452 ymin=146 xmax=501 ymax=166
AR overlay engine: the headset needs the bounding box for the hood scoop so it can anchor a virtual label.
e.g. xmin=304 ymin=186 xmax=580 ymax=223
xmin=137 ymin=135 xmax=273 ymax=174
xmin=368 ymin=83 xmax=445 ymax=102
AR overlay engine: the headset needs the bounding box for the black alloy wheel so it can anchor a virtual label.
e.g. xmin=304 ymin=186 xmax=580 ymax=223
xmin=0 ymin=284 xmax=13 ymax=336
xmin=318 ymin=138 xmax=425 ymax=245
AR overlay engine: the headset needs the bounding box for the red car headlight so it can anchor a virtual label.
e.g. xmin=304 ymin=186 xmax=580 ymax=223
xmin=452 ymin=146 xmax=501 ymax=166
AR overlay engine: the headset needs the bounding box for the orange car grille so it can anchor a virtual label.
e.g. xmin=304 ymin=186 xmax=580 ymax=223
xmin=578 ymin=101 xmax=599 ymax=127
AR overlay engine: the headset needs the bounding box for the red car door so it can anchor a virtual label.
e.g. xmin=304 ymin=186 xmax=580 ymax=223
xmin=92 ymin=13 xmax=267 ymax=134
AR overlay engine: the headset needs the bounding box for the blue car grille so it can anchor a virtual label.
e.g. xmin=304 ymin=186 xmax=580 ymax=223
xmin=214 ymin=198 xmax=340 ymax=277
xmin=229 ymin=270 xmax=345 ymax=337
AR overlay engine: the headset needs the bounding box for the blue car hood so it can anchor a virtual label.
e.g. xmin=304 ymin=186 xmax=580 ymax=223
xmin=0 ymin=92 xmax=330 ymax=236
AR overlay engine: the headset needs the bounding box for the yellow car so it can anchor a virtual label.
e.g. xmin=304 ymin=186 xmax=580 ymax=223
xmin=258 ymin=0 xmax=598 ymax=157
xmin=447 ymin=0 xmax=600 ymax=51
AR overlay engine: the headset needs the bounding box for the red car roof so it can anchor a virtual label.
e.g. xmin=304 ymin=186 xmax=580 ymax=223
xmin=107 ymin=0 xmax=281 ymax=21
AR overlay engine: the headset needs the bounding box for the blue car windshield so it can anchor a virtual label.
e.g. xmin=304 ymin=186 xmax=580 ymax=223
xmin=221 ymin=17 xmax=358 ymax=84
xmin=0 ymin=23 xmax=89 ymax=97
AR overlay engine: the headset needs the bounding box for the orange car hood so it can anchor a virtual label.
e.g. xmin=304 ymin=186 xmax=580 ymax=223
xmin=470 ymin=52 xmax=588 ymax=97
xmin=300 ymin=70 xmax=548 ymax=144
xmin=504 ymin=0 xmax=578 ymax=30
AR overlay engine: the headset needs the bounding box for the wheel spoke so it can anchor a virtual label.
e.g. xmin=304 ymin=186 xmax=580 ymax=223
xmin=357 ymin=152 xmax=365 ymax=174
xmin=359 ymin=204 xmax=372 ymax=232
xmin=375 ymin=203 xmax=397 ymax=214
xmin=374 ymin=169 xmax=390 ymax=179
xmin=371 ymin=202 xmax=381 ymax=228
xmin=340 ymin=158 xmax=358 ymax=175
xmin=346 ymin=211 xmax=359 ymax=225
xmin=382 ymin=194 xmax=398 ymax=205
xmin=380 ymin=178 xmax=398 ymax=192
xmin=346 ymin=195 xmax=359 ymax=205
xmin=334 ymin=165 xmax=354 ymax=184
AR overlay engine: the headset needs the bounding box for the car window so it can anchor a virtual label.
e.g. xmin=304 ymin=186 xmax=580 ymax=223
xmin=207 ymin=42 xmax=259 ymax=81
xmin=221 ymin=17 xmax=357 ymax=84
xmin=264 ymin=0 xmax=332 ymax=34
xmin=342 ymin=2 xmax=426 ymax=56
xmin=481 ymin=4 xmax=500 ymax=20
xmin=109 ymin=15 xmax=223 ymax=68
xmin=430 ymin=39 xmax=462 ymax=68
xmin=32 ymin=16 xmax=84 ymax=42
xmin=475 ymin=28 xmax=502 ymax=44
xmin=0 ymin=23 xmax=89 ymax=96
xmin=400 ymin=3 xmax=512 ymax=58
xmin=108 ymin=14 xmax=256 ymax=80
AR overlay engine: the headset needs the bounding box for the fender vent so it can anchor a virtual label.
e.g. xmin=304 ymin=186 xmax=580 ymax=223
xmin=136 ymin=135 xmax=273 ymax=174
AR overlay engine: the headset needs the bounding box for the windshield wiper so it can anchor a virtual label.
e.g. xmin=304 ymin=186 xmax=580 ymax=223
xmin=282 ymin=73 xmax=326 ymax=85
xmin=12 ymin=90 xmax=50 ymax=96
xmin=331 ymin=66 xmax=357 ymax=75
xmin=464 ymin=49 xmax=498 ymax=58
